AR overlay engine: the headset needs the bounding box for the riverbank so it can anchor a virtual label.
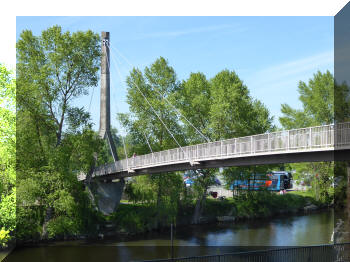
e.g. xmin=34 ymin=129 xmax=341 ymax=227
xmin=4 ymin=191 xmax=330 ymax=248
xmin=103 ymin=191 xmax=330 ymax=237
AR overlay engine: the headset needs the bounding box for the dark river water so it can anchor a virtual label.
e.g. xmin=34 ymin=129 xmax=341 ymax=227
xmin=1 ymin=210 xmax=337 ymax=262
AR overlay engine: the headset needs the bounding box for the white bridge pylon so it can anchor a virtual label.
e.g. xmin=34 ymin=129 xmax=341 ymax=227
xmin=78 ymin=122 xmax=350 ymax=180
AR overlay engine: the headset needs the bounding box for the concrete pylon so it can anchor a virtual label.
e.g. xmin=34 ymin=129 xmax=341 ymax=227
xmin=100 ymin=31 xmax=118 ymax=162
xmin=87 ymin=31 xmax=124 ymax=216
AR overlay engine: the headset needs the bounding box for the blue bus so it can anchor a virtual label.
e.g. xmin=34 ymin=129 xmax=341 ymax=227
xmin=230 ymin=171 xmax=293 ymax=191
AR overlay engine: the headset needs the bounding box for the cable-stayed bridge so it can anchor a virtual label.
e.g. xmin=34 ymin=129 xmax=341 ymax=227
xmin=79 ymin=31 xmax=350 ymax=181
xmin=79 ymin=122 xmax=350 ymax=180
xmin=81 ymin=31 xmax=350 ymax=214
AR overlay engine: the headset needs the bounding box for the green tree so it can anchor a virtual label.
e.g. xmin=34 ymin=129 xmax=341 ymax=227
xmin=208 ymin=70 xmax=274 ymax=191
xmin=0 ymin=64 xmax=16 ymax=247
xmin=17 ymin=25 xmax=100 ymax=146
xmin=16 ymin=26 xmax=102 ymax=240
xmin=120 ymin=57 xmax=185 ymax=227
xmin=279 ymin=71 xmax=339 ymax=203
xmin=209 ymin=70 xmax=273 ymax=140
xmin=176 ymin=72 xmax=211 ymax=144
xmin=280 ymin=71 xmax=334 ymax=129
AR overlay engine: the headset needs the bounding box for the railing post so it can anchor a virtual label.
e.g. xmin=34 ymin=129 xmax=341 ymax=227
xmin=234 ymin=138 xmax=237 ymax=155
xmin=287 ymin=130 xmax=290 ymax=150
xmin=268 ymin=133 xmax=270 ymax=152
xmin=251 ymin=136 xmax=253 ymax=154
xmin=221 ymin=140 xmax=223 ymax=156
xmin=309 ymin=127 xmax=312 ymax=148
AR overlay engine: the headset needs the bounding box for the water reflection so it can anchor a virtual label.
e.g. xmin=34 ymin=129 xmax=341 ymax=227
xmin=4 ymin=210 xmax=334 ymax=262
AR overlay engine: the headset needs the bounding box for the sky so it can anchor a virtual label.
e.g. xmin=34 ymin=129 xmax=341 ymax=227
xmin=16 ymin=16 xmax=334 ymax=133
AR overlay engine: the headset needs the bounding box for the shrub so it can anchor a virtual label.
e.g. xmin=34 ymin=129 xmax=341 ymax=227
xmin=0 ymin=228 xmax=10 ymax=247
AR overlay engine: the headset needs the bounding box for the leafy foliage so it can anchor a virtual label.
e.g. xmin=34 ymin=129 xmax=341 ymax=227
xmin=121 ymin=58 xmax=275 ymax=225
xmin=279 ymin=71 xmax=342 ymax=205
xmin=0 ymin=64 xmax=16 ymax=247
xmin=16 ymin=26 xmax=102 ymax=240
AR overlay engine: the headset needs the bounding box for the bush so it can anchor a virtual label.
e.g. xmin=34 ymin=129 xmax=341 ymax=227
xmin=110 ymin=204 xmax=157 ymax=233
xmin=16 ymin=206 xmax=43 ymax=241
xmin=0 ymin=228 xmax=10 ymax=247
xmin=46 ymin=216 xmax=80 ymax=239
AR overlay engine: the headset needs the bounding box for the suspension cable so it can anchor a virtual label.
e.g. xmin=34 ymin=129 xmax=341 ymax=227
xmin=151 ymin=86 xmax=210 ymax=143
xmin=108 ymin=44 xmax=210 ymax=143
xmin=109 ymin=48 xmax=156 ymax=155
xmin=88 ymin=86 xmax=95 ymax=113
xmin=109 ymin=44 xmax=187 ymax=157
xmin=105 ymin=44 xmax=131 ymax=169
xmin=132 ymin=80 xmax=188 ymax=157
xmin=142 ymin=131 xmax=153 ymax=153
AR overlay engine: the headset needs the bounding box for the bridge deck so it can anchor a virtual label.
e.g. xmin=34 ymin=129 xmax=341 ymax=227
xmin=79 ymin=122 xmax=350 ymax=180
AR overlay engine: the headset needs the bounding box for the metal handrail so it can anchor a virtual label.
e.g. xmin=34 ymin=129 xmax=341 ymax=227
xmin=88 ymin=122 xmax=350 ymax=177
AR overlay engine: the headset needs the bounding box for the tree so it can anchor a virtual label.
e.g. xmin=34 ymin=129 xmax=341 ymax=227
xmin=280 ymin=71 xmax=334 ymax=129
xmin=120 ymin=57 xmax=185 ymax=227
xmin=279 ymin=71 xmax=339 ymax=203
xmin=208 ymin=70 xmax=274 ymax=192
xmin=175 ymin=72 xmax=211 ymax=144
xmin=16 ymin=26 xmax=102 ymax=240
xmin=17 ymin=26 xmax=100 ymax=146
xmin=175 ymin=70 xmax=274 ymax=222
xmin=0 ymin=64 xmax=16 ymax=247
xmin=209 ymin=70 xmax=273 ymax=140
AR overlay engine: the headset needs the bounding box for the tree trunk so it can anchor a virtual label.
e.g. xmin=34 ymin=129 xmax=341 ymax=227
xmin=156 ymin=176 xmax=162 ymax=229
xmin=192 ymin=189 xmax=207 ymax=224
xmin=41 ymin=206 xmax=53 ymax=240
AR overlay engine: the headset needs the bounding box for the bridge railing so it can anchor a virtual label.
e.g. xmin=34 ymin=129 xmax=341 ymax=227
xmin=91 ymin=122 xmax=350 ymax=177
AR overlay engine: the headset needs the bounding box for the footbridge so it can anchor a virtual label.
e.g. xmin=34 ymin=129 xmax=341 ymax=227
xmin=79 ymin=122 xmax=350 ymax=181
xmin=82 ymin=31 xmax=350 ymax=214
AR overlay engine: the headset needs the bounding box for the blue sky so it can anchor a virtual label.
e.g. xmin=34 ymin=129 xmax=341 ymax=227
xmin=16 ymin=16 xmax=334 ymax=133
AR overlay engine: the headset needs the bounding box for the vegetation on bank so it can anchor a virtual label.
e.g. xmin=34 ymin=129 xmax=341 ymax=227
xmin=0 ymin=64 xmax=16 ymax=248
xmin=15 ymin=26 xmax=103 ymax=245
xmin=107 ymin=191 xmax=322 ymax=234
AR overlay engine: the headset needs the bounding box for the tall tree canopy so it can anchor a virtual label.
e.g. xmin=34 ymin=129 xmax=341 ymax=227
xmin=16 ymin=26 xmax=102 ymax=240
xmin=17 ymin=26 xmax=100 ymax=146
xmin=279 ymin=71 xmax=339 ymax=204
xmin=121 ymin=58 xmax=275 ymax=224
xmin=120 ymin=57 xmax=185 ymax=226
xmin=279 ymin=70 xmax=334 ymax=129
xmin=120 ymin=56 xmax=185 ymax=154
xmin=209 ymin=70 xmax=273 ymax=140
xmin=0 ymin=64 xmax=16 ymax=247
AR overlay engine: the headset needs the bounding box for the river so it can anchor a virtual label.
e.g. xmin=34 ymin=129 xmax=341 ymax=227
xmin=1 ymin=209 xmax=336 ymax=262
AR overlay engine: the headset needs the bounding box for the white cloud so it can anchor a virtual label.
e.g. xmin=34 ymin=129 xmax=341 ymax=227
xmin=245 ymin=50 xmax=334 ymax=126
xmin=250 ymin=51 xmax=333 ymax=88
xmin=131 ymin=24 xmax=247 ymax=40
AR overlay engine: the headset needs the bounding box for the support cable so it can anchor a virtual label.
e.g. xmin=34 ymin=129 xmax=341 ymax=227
xmin=108 ymin=44 xmax=210 ymax=143
xmin=106 ymin=45 xmax=131 ymax=170
xmin=142 ymin=131 xmax=153 ymax=153
xmin=88 ymin=86 xmax=95 ymax=113
xmin=109 ymin=46 xmax=188 ymax=159
xmin=109 ymin=49 xmax=156 ymax=155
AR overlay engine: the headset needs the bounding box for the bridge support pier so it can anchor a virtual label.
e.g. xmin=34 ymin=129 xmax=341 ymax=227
xmin=86 ymin=178 xmax=125 ymax=215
